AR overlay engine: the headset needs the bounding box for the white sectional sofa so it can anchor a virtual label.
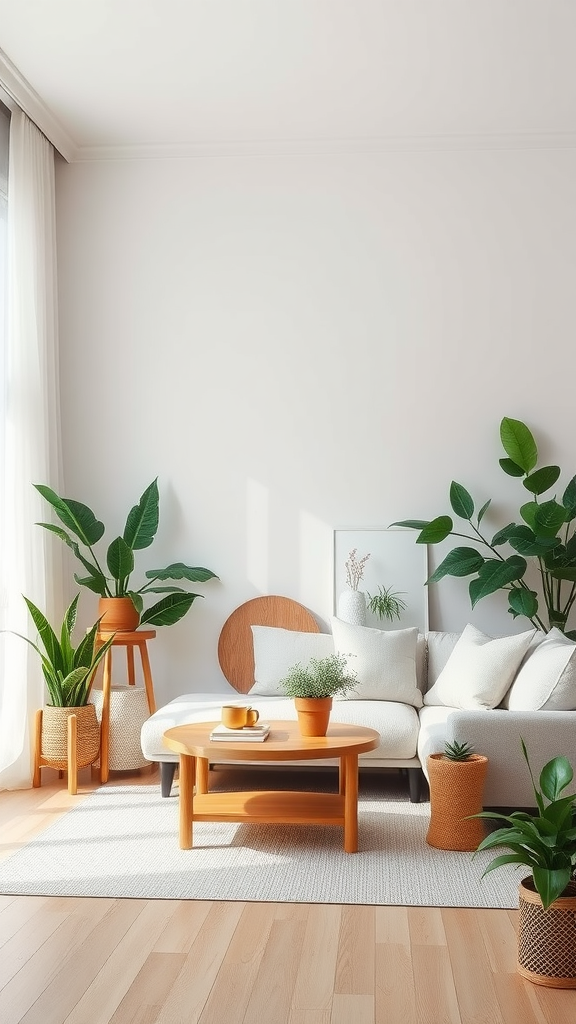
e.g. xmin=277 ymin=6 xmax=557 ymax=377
xmin=141 ymin=617 xmax=576 ymax=808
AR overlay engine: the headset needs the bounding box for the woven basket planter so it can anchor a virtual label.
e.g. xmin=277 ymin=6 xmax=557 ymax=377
xmin=517 ymin=877 xmax=576 ymax=987
xmin=92 ymin=685 xmax=152 ymax=770
xmin=426 ymin=753 xmax=488 ymax=851
xmin=294 ymin=697 xmax=332 ymax=737
xmin=41 ymin=704 xmax=100 ymax=770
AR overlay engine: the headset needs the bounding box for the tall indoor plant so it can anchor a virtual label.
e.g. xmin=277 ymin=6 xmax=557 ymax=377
xmin=34 ymin=478 xmax=219 ymax=629
xmin=392 ymin=417 xmax=576 ymax=637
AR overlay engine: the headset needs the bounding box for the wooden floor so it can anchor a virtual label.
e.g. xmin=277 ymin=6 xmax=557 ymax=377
xmin=1 ymin=766 xmax=575 ymax=1024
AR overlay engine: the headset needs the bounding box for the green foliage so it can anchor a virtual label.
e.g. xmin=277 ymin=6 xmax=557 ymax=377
xmin=366 ymin=585 xmax=407 ymax=622
xmin=7 ymin=595 xmax=115 ymax=707
xmin=473 ymin=741 xmax=576 ymax=910
xmin=279 ymin=653 xmax=358 ymax=699
xmin=443 ymin=740 xmax=475 ymax=762
xmin=391 ymin=417 xmax=576 ymax=637
xmin=34 ymin=479 xmax=219 ymax=628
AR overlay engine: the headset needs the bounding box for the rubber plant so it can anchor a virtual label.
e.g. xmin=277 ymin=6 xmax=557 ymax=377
xmin=34 ymin=478 xmax=218 ymax=628
xmin=392 ymin=417 xmax=576 ymax=638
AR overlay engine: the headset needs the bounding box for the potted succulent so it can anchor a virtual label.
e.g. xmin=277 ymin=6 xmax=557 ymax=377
xmin=34 ymin=478 xmax=219 ymax=630
xmin=473 ymin=740 xmax=576 ymax=987
xmin=279 ymin=652 xmax=358 ymax=736
xmin=426 ymin=741 xmax=489 ymax=852
xmin=7 ymin=594 xmax=115 ymax=793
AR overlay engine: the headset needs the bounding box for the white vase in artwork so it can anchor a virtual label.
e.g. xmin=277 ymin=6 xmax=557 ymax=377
xmin=337 ymin=589 xmax=367 ymax=626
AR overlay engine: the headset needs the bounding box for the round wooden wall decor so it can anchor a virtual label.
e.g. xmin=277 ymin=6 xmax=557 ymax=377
xmin=217 ymin=595 xmax=320 ymax=694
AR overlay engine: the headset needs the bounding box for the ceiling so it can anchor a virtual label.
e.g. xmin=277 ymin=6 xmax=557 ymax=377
xmin=0 ymin=0 xmax=575 ymax=161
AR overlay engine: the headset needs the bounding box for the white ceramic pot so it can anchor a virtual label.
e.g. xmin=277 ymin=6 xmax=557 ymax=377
xmin=337 ymin=589 xmax=366 ymax=626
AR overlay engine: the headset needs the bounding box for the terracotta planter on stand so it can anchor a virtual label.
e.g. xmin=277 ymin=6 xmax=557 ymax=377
xmin=98 ymin=597 xmax=140 ymax=633
xmin=426 ymin=752 xmax=488 ymax=851
xmin=294 ymin=697 xmax=333 ymax=737
xmin=517 ymin=877 xmax=576 ymax=988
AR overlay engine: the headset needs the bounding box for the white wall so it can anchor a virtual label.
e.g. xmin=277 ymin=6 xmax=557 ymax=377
xmin=55 ymin=146 xmax=576 ymax=702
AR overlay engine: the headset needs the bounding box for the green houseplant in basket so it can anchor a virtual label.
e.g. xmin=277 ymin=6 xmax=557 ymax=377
xmin=473 ymin=740 xmax=576 ymax=987
xmin=7 ymin=594 xmax=116 ymax=792
xmin=34 ymin=478 xmax=219 ymax=630
xmin=279 ymin=652 xmax=358 ymax=737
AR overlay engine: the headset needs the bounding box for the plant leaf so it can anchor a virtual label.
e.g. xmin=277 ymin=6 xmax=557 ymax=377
xmin=416 ymin=516 xmax=453 ymax=544
xmin=532 ymin=867 xmax=572 ymax=910
xmin=562 ymin=474 xmax=576 ymax=522
xmin=23 ymin=597 xmax=63 ymax=676
xmin=144 ymin=563 xmax=219 ymax=583
xmin=427 ymin=547 xmax=485 ymax=584
xmin=499 ymin=458 xmax=525 ymax=477
xmin=507 ymin=525 xmax=561 ymax=557
xmin=449 ymin=482 xmax=474 ymax=520
xmin=140 ymin=592 xmax=199 ymax=627
xmin=540 ymin=756 xmax=573 ymax=801
xmin=106 ymin=536 xmax=135 ymax=589
xmin=508 ymin=588 xmax=538 ymax=619
xmin=469 ymin=556 xmax=527 ymax=609
xmin=500 ymin=418 xmax=538 ymax=474
xmin=477 ymin=499 xmax=491 ymax=525
xmin=534 ymin=500 xmax=568 ymax=538
xmin=520 ymin=501 xmax=538 ymax=531
xmin=34 ymin=484 xmax=105 ymax=546
xmin=491 ymin=523 xmax=520 ymax=546
xmin=523 ymin=466 xmax=561 ymax=495
xmin=389 ymin=520 xmax=431 ymax=530
xmin=123 ymin=479 xmax=159 ymax=551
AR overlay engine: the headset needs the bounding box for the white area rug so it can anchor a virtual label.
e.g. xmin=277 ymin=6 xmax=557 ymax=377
xmin=0 ymin=772 xmax=521 ymax=908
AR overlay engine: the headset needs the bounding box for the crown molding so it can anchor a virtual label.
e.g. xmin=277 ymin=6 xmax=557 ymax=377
xmin=0 ymin=48 xmax=78 ymax=162
xmin=74 ymin=131 xmax=576 ymax=163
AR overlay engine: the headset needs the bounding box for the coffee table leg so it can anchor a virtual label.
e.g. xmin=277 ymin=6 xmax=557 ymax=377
xmin=196 ymin=756 xmax=209 ymax=794
xmin=179 ymin=754 xmax=195 ymax=849
xmin=343 ymin=752 xmax=359 ymax=853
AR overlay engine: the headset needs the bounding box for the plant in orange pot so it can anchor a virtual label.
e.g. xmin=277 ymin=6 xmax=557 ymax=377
xmin=279 ymin=652 xmax=358 ymax=737
xmin=34 ymin=479 xmax=218 ymax=630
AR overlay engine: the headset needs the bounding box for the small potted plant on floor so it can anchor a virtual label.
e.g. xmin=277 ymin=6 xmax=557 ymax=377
xmin=34 ymin=478 xmax=219 ymax=630
xmin=8 ymin=594 xmax=115 ymax=793
xmin=473 ymin=740 xmax=576 ymax=988
xmin=426 ymin=741 xmax=489 ymax=852
xmin=279 ymin=652 xmax=358 ymax=736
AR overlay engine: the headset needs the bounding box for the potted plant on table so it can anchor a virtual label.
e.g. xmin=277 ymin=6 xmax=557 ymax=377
xmin=34 ymin=478 xmax=219 ymax=631
xmin=473 ymin=740 xmax=576 ymax=988
xmin=426 ymin=741 xmax=489 ymax=852
xmin=7 ymin=594 xmax=115 ymax=793
xmin=279 ymin=652 xmax=358 ymax=736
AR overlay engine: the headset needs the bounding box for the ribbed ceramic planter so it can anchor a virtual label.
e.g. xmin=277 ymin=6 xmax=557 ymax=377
xmin=98 ymin=597 xmax=140 ymax=632
xmin=41 ymin=703 xmax=100 ymax=769
xmin=517 ymin=877 xmax=576 ymax=988
xmin=294 ymin=697 xmax=333 ymax=737
xmin=426 ymin=753 xmax=488 ymax=851
xmin=337 ymin=590 xmax=366 ymax=626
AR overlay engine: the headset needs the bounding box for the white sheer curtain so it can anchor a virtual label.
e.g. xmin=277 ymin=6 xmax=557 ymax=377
xmin=0 ymin=110 xmax=64 ymax=790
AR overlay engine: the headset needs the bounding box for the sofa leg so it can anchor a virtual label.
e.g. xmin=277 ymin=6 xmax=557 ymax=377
xmin=161 ymin=762 xmax=177 ymax=797
xmin=407 ymin=767 xmax=423 ymax=803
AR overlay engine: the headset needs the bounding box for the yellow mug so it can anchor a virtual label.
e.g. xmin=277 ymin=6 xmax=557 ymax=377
xmin=221 ymin=705 xmax=260 ymax=729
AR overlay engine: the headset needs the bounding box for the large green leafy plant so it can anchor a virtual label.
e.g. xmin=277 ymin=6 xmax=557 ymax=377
xmin=473 ymin=741 xmax=576 ymax=910
xmin=9 ymin=595 xmax=115 ymax=707
xmin=392 ymin=417 xmax=576 ymax=637
xmin=35 ymin=479 xmax=218 ymax=628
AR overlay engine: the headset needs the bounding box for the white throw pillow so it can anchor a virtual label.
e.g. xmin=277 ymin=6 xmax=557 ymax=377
xmin=503 ymin=628 xmax=576 ymax=711
xmin=330 ymin=617 xmax=422 ymax=707
xmin=249 ymin=626 xmax=334 ymax=696
xmin=423 ymin=623 xmax=536 ymax=710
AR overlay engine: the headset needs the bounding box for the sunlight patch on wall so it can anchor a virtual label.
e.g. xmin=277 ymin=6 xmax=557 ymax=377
xmin=298 ymin=510 xmax=333 ymax=625
xmin=246 ymin=478 xmax=269 ymax=593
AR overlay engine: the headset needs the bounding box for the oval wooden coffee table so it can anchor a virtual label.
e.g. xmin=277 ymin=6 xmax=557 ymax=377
xmin=163 ymin=720 xmax=380 ymax=853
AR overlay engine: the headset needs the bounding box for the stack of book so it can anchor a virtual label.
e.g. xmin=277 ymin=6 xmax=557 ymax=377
xmin=209 ymin=722 xmax=271 ymax=742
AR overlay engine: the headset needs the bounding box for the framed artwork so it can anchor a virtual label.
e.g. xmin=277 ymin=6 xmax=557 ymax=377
xmin=333 ymin=528 xmax=429 ymax=632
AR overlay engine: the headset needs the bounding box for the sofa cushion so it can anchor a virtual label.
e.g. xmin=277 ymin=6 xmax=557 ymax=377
xmin=423 ymin=623 xmax=536 ymax=710
xmin=502 ymin=627 xmax=576 ymax=711
xmin=330 ymin=618 xmax=422 ymax=707
xmin=425 ymin=631 xmax=461 ymax=690
xmin=248 ymin=625 xmax=334 ymax=696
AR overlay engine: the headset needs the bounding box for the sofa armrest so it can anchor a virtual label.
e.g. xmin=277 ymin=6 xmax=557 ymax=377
xmin=445 ymin=709 xmax=576 ymax=808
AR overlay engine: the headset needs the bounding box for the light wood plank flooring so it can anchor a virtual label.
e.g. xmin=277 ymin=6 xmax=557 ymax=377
xmin=1 ymin=766 xmax=575 ymax=1024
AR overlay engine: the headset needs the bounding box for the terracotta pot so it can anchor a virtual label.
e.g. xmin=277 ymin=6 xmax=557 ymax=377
xmin=98 ymin=597 xmax=140 ymax=632
xmin=294 ymin=696 xmax=332 ymax=737
xmin=517 ymin=877 xmax=576 ymax=987
xmin=41 ymin=703 xmax=100 ymax=769
xmin=425 ymin=752 xmax=488 ymax=851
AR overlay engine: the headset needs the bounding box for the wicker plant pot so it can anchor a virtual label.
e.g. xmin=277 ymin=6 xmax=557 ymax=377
xmin=517 ymin=877 xmax=576 ymax=987
xmin=294 ymin=697 xmax=332 ymax=737
xmin=98 ymin=597 xmax=140 ymax=632
xmin=41 ymin=703 xmax=100 ymax=769
xmin=426 ymin=753 xmax=488 ymax=851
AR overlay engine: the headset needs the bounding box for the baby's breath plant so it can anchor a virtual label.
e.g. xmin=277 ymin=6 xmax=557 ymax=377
xmin=279 ymin=653 xmax=358 ymax=699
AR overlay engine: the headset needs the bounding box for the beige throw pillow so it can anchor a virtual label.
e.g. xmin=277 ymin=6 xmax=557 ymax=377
xmin=423 ymin=623 xmax=536 ymax=710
